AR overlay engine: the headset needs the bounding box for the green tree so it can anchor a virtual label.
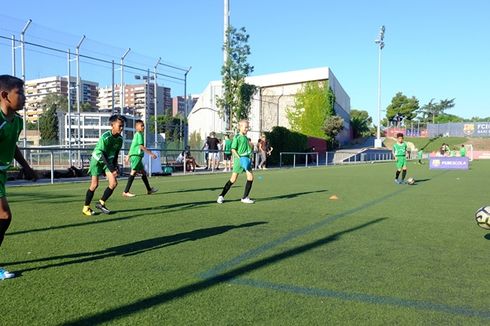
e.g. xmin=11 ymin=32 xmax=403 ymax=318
xmin=386 ymin=92 xmax=419 ymax=125
xmin=38 ymin=104 xmax=59 ymax=145
xmin=216 ymin=26 xmax=256 ymax=130
xmin=41 ymin=93 xmax=68 ymax=112
xmin=350 ymin=109 xmax=373 ymax=138
xmin=418 ymin=98 xmax=455 ymax=123
xmin=154 ymin=115 xmax=186 ymax=142
xmin=323 ymin=115 xmax=344 ymax=148
xmin=189 ymin=130 xmax=203 ymax=150
xmin=434 ymin=113 xmax=463 ymax=123
xmin=287 ymin=81 xmax=335 ymax=139
xmin=81 ymin=102 xmax=94 ymax=112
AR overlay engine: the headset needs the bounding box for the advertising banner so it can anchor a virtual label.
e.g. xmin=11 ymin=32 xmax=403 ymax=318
xmin=429 ymin=157 xmax=469 ymax=170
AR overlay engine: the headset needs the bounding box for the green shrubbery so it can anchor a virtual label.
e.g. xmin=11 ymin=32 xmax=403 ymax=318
xmin=265 ymin=126 xmax=308 ymax=165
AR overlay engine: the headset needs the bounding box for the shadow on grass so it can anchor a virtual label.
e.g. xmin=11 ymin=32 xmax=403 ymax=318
xmin=7 ymin=189 xmax=327 ymax=237
xmin=484 ymin=233 xmax=490 ymax=240
xmin=61 ymin=218 xmax=385 ymax=326
xmin=152 ymin=186 xmax=235 ymax=195
xmin=410 ymin=178 xmax=431 ymax=185
xmin=8 ymin=191 xmax=79 ymax=202
xmin=8 ymin=222 xmax=268 ymax=273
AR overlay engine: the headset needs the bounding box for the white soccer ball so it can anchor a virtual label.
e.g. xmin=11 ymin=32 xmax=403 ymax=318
xmin=407 ymin=177 xmax=415 ymax=185
xmin=475 ymin=206 xmax=490 ymax=230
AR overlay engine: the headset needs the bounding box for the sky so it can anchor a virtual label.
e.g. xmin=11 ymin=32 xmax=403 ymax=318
xmin=1 ymin=0 xmax=489 ymax=121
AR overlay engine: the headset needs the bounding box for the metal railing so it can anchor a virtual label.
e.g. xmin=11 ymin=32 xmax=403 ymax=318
xmin=279 ymin=150 xmax=394 ymax=168
xmin=12 ymin=146 xmax=257 ymax=184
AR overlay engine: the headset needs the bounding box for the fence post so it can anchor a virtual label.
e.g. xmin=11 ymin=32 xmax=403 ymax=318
xmin=305 ymin=153 xmax=308 ymax=168
xmin=50 ymin=150 xmax=54 ymax=184
xmin=183 ymin=150 xmax=186 ymax=175
xmin=293 ymin=154 xmax=296 ymax=168
xmin=316 ymin=153 xmax=319 ymax=167
xmin=280 ymin=152 xmax=282 ymax=168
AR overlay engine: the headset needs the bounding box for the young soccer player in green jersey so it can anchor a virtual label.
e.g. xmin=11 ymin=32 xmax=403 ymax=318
xmin=460 ymin=144 xmax=467 ymax=157
xmin=217 ymin=120 xmax=255 ymax=204
xmin=82 ymin=115 xmax=125 ymax=215
xmin=0 ymin=75 xmax=37 ymax=280
xmin=122 ymin=120 xmax=158 ymax=197
xmin=393 ymin=133 xmax=409 ymax=184
xmin=223 ymin=134 xmax=232 ymax=172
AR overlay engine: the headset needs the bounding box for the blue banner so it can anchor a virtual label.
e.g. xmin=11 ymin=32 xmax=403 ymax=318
xmin=429 ymin=157 xmax=469 ymax=170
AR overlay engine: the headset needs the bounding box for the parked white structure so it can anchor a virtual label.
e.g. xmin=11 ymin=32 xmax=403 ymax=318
xmin=188 ymin=67 xmax=351 ymax=143
xmin=58 ymin=112 xmax=137 ymax=147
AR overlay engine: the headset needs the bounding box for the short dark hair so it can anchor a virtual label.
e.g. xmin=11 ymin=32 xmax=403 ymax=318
xmin=0 ymin=75 xmax=24 ymax=92
xmin=396 ymin=133 xmax=404 ymax=138
xmin=135 ymin=119 xmax=144 ymax=125
xmin=109 ymin=114 xmax=126 ymax=125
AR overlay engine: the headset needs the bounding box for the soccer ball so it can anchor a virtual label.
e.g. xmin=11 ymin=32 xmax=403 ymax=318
xmin=475 ymin=206 xmax=490 ymax=230
xmin=407 ymin=177 xmax=415 ymax=185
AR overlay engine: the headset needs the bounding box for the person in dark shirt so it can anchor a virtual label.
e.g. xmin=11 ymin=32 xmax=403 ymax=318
xmin=206 ymin=132 xmax=220 ymax=170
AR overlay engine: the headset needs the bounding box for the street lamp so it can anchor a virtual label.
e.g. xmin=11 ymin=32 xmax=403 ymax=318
xmin=374 ymin=25 xmax=385 ymax=148
xmin=135 ymin=73 xmax=154 ymax=146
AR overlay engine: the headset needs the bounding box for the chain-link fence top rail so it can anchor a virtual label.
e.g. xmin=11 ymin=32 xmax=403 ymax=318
xmin=0 ymin=14 xmax=190 ymax=149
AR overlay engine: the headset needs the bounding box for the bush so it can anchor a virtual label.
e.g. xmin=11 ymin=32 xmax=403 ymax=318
xmin=265 ymin=126 xmax=308 ymax=165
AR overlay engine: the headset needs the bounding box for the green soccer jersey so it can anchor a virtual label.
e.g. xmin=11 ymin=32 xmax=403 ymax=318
xmin=129 ymin=131 xmax=144 ymax=157
xmin=0 ymin=111 xmax=23 ymax=171
xmin=460 ymin=147 xmax=467 ymax=157
xmin=91 ymin=130 xmax=123 ymax=164
xmin=393 ymin=142 xmax=407 ymax=157
xmin=224 ymin=139 xmax=232 ymax=154
xmin=231 ymin=134 xmax=251 ymax=157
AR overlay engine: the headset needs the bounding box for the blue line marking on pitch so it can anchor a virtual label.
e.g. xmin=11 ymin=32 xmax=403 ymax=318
xmin=195 ymin=171 xmax=490 ymax=319
xmin=200 ymin=187 xmax=409 ymax=279
xmin=230 ymin=278 xmax=490 ymax=320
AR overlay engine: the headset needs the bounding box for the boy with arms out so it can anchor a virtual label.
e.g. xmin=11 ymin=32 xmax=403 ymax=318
xmin=393 ymin=133 xmax=409 ymax=184
xmin=122 ymin=120 xmax=158 ymax=197
xmin=82 ymin=115 xmax=125 ymax=215
xmin=0 ymin=75 xmax=37 ymax=280
xmin=217 ymin=120 xmax=254 ymax=204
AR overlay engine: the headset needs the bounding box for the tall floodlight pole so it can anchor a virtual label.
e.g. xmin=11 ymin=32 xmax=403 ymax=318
xmin=67 ymin=49 xmax=72 ymax=164
xmin=224 ymin=0 xmax=231 ymax=130
xmin=224 ymin=0 xmax=230 ymax=63
xmin=75 ymin=35 xmax=86 ymax=147
xmin=120 ymin=48 xmax=131 ymax=110
xmin=154 ymin=57 xmax=161 ymax=149
xmin=20 ymin=19 xmax=32 ymax=149
xmin=374 ymin=25 xmax=385 ymax=148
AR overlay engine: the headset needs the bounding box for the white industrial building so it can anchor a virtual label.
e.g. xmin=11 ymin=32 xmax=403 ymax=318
xmin=188 ymin=67 xmax=351 ymax=143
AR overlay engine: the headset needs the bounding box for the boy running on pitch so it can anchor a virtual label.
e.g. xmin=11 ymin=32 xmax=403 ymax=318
xmin=393 ymin=132 xmax=410 ymax=184
xmin=122 ymin=119 xmax=158 ymax=197
xmin=0 ymin=75 xmax=37 ymax=280
xmin=217 ymin=119 xmax=255 ymax=204
xmin=82 ymin=115 xmax=125 ymax=215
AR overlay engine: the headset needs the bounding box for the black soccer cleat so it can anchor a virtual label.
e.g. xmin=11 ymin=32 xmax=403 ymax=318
xmin=96 ymin=202 xmax=111 ymax=214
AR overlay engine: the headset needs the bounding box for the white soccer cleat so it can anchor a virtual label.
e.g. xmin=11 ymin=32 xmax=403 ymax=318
xmin=217 ymin=195 xmax=224 ymax=204
xmin=241 ymin=197 xmax=255 ymax=204
xmin=0 ymin=268 xmax=15 ymax=280
xmin=122 ymin=192 xmax=136 ymax=197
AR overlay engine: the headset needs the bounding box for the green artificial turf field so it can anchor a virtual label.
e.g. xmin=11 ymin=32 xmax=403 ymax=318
xmin=1 ymin=161 xmax=489 ymax=325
